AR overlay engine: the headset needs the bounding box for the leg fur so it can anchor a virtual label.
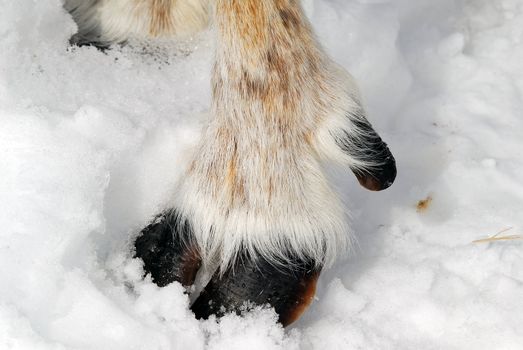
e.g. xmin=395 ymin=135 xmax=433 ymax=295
xmin=64 ymin=0 xmax=210 ymax=45
xmin=175 ymin=0 xmax=396 ymax=272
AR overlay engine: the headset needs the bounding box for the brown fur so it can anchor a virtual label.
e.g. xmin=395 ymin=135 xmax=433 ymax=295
xmin=197 ymin=0 xmax=332 ymax=209
xmin=149 ymin=0 xmax=175 ymax=36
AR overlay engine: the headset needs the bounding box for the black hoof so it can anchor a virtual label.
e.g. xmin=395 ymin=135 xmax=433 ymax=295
xmin=191 ymin=255 xmax=321 ymax=327
xmin=338 ymin=118 xmax=397 ymax=191
xmin=355 ymin=144 xmax=396 ymax=191
xmin=134 ymin=211 xmax=201 ymax=287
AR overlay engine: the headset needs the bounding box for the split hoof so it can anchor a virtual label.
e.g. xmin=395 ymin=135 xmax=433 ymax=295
xmin=134 ymin=211 xmax=201 ymax=287
xmin=135 ymin=215 xmax=321 ymax=326
xmin=191 ymin=255 xmax=321 ymax=327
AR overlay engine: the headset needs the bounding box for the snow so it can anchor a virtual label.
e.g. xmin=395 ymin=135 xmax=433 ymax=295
xmin=1 ymin=0 xmax=522 ymax=349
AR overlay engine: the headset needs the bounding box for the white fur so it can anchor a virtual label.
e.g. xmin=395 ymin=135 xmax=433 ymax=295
xmin=176 ymin=81 xmax=370 ymax=270
xmin=64 ymin=0 xmax=380 ymax=271
xmin=64 ymin=0 xmax=209 ymax=44
xmin=175 ymin=130 xmax=353 ymax=269
xmin=313 ymin=63 xmax=379 ymax=172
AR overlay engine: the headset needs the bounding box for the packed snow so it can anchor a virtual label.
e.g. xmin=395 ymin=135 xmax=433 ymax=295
xmin=1 ymin=0 xmax=522 ymax=349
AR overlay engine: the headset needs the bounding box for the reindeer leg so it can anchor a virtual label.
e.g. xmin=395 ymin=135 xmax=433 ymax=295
xmin=134 ymin=211 xmax=201 ymax=287
xmin=191 ymin=256 xmax=321 ymax=327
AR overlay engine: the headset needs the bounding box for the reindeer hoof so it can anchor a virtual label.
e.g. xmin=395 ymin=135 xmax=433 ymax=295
xmin=355 ymin=148 xmax=397 ymax=191
xmin=69 ymin=33 xmax=111 ymax=51
xmin=191 ymin=255 xmax=321 ymax=327
xmin=134 ymin=211 xmax=201 ymax=287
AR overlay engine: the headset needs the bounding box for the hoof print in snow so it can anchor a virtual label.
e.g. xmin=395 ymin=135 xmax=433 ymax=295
xmin=134 ymin=211 xmax=201 ymax=287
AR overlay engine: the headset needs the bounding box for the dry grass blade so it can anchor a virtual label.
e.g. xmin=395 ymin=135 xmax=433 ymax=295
xmin=473 ymin=227 xmax=522 ymax=244
xmin=473 ymin=235 xmax=522 ymax=243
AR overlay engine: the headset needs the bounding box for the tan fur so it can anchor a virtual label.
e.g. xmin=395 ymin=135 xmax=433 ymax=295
xmin=209 ymin=0 xmax=324 ymax=204
xmin=149 ymin=0 xmax=175 ymax=36
xmin=65 ymin=0 xmax=378 ymax=270
xmin=65 ymin=0 xmax=210 ymax=44
xmin=173 ymin=0 xmax=359 ymax=269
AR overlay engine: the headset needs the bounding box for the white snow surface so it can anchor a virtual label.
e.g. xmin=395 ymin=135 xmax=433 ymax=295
xmin=1 ymin=0 xmax=522 ymax=349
